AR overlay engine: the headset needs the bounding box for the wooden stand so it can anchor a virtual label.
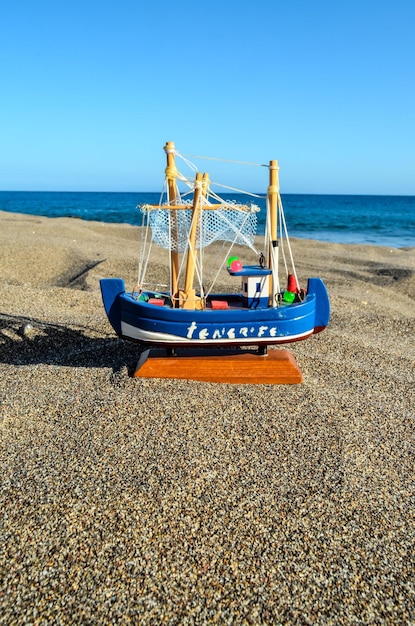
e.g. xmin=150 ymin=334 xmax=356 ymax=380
xmin=133 ymin=348 xmax=302 ymax=384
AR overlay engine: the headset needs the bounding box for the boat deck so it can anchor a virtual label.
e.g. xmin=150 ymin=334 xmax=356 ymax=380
xmin=140 ymin=292 xmax=277 ymax=311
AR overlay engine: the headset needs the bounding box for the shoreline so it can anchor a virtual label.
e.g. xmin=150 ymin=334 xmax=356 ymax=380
xmin=1 ymin=206 xmax=414 ymax=251
xmin=1 ymin=210 xmax=415 ymax=622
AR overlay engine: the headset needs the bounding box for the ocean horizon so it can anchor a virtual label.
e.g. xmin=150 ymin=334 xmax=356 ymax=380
xmin=1 ymin=190 xmax=414 ymax=249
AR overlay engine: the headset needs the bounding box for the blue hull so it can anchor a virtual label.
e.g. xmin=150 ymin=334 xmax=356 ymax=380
xmin=100 ymin=278 xmax=330 ymax=348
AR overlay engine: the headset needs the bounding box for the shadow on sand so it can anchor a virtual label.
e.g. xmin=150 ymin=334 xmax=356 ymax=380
xmin=0 ymin=313 xmax=141 ymax=375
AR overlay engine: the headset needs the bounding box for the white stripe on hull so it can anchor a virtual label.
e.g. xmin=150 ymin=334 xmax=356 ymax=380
xmin=120 ymin=321 xmax=312 ymax=345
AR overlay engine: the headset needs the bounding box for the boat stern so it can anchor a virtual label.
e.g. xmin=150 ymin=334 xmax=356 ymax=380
xmin=307 ymin=277 xmax=330 ymax=333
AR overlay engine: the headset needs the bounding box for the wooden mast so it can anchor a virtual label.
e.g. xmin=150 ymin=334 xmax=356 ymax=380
xmin=181 ymin=172 xmax=208 ymax=310
xmin=164 ymin=141 xmax=180 ymax=305
xmin=268 ymin=159 xmax=280 ymax=305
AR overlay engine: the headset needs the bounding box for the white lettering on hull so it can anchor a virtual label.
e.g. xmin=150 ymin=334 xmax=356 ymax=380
xmin=187 ymin=322 xmax=278 ymax=340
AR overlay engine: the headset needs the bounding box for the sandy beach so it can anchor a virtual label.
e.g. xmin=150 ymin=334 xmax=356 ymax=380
xmin=1 ymin=210 xmax=414 ymax=623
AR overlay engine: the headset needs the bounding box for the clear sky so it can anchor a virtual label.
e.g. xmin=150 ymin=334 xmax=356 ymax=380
xmin=1 ymin=0 xmax=414 ymax=194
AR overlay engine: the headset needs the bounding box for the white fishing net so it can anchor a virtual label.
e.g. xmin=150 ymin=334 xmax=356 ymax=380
xmin=141 ymin=201 xmax=259 ymax=253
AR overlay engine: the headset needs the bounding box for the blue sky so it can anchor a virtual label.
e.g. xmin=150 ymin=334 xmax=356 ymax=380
xmin=1 ymin=0 xmax=414 ymax=194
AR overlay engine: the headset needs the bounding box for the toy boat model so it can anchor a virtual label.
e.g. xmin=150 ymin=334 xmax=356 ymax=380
xmin=100 ymin=142 xmax=330 ymax=353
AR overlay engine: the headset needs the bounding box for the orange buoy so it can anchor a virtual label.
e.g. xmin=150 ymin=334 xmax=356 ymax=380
xmin=287 ymin=274 xmax=299 ymax=293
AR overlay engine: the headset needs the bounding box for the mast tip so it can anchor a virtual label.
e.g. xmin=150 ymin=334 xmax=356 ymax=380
xmin=165 ymin=141 xmax=175 ymax=152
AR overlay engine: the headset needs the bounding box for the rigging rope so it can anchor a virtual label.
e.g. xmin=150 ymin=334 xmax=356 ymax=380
xmin=278 ymin=195 xmax=301 ymax=293
xmin=181 ymin=153 xmax=268 ymax=168
xmin=209 ymin=180 xmax=264 ymax=198
xmin=204 ymin=206 xmax=259 ymax=299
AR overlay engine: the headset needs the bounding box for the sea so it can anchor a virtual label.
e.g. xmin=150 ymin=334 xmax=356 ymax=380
xmin=0 ymin=191 xmax=414 ymax=249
